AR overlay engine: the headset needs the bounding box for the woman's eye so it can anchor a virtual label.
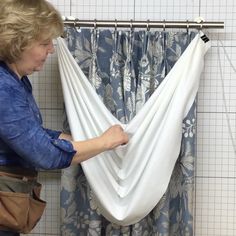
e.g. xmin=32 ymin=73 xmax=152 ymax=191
xmin=40 ymin=41 xmax=51 ymax=46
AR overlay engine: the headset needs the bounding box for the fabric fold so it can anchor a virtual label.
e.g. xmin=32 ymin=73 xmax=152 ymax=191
xmin=57 ymin=33 xmax=210 ymax=225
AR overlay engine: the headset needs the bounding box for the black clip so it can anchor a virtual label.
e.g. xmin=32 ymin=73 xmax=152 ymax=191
xmin=201 ymin=34 xmax=209 ymax=43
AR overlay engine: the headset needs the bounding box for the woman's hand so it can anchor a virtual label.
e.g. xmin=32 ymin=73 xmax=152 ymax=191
xmin=100 ymin=124 xmax=129 ymax=150
xmin=70 ymin=124 xmax=129 ymax=164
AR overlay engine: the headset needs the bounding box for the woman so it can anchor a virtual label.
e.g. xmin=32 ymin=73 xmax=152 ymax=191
xmin=0 ymin=0 xmax=129 ymax=235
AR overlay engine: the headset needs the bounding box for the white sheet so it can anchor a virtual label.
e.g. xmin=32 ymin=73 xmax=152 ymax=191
xmin=57 ymin=33 xmax=210 ymax=225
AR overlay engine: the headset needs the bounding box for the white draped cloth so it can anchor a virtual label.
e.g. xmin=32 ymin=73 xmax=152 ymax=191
xmin=57 ymin=33 xmax=210 ymax=226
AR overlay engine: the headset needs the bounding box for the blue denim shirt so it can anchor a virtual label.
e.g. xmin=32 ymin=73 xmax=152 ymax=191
xmin=0 ymin=61 xmax=76 ymax=170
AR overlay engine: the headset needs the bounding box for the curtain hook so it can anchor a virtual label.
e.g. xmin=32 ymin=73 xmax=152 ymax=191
xmin=130 ymin=19 xmax=133 ymax=30
xmin=77 ymin=18 xmax=80 ymax=28
xmin=200 ymin=22 xmax=203 ymax=30
xmin=115 ymin=19 xmax=118 ymax=32
xmin=186 ymin=20 xmax=189 ymax=34
xmin=74 ymin=18 xmax=81 ymax=32
xmin=163 ymin=19 xmax=166 ymax=31
xmin=94 ymin=19 xmax=97 ymax=29
xmin=146 ymin=19 xmax=150 ymax=31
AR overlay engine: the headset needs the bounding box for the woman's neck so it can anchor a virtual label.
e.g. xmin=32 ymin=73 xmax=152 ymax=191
xmin=6 ymin=62 xmax=23 ymax=79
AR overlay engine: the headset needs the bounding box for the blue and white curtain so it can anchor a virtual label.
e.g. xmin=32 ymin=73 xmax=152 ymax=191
xmin=60 ymin=27 xmax=196 ymax=236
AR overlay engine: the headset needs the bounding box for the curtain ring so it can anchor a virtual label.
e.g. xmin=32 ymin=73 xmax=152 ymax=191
xmin=163 ymin=19 xmax=166 ymax=31
xmin=200 ymin=22 xmax=203 ymax=29
xmin=186 ymin=20 xmax=189 ymax=34
xmin=74 ymin=18 xmax=80 ymax=32
xmin=77 ymin=18 xmax=81 ymax=28
xmin=146 ymin=19 xmax=150 ymax=31
xmin=94 ymin=19 xmax=97 ymax=29
xmin=115 ymin=19 xmax=118 ymax=32
xmin=130 ymin=19 xmax=133 ymax=30
xmin=73 ymin=19 xmax=77 ymax=27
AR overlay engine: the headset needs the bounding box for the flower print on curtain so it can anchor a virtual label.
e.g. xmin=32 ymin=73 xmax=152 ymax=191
xmin=61 ymin=26 xmax=196 ymax=236
xmin=136 ymin=30 xmax=164 ymax=113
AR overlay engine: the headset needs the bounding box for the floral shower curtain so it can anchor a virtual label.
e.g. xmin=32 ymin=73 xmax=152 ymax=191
xmin=60 ymin=27 xmax=196 ymax=236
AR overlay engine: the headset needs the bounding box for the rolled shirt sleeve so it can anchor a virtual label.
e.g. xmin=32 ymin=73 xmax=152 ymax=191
xmin=43 ymin=128 xmax=62 ymax=139
xmin=0 ymin=68 xmax=76 ymax=170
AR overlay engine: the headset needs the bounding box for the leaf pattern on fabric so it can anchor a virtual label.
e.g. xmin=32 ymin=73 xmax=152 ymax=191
xmin=61 ymin=27 xmax=196 ymax=235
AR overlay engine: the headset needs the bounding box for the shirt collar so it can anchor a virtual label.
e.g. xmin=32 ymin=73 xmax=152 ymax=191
xmin=0 ymin=61 xmax=27 ymax=82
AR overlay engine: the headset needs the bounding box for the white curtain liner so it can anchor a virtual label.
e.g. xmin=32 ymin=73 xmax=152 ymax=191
xmin=57 ymin=33 xmax=210 ymax=226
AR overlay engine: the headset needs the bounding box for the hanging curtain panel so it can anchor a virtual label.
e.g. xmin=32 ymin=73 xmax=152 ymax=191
xmin=58 ymin=27 xmax=210 ymax=235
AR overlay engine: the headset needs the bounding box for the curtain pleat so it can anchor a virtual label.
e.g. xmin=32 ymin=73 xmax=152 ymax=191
xmin=60 ymin=27 xmax=197 ymax=236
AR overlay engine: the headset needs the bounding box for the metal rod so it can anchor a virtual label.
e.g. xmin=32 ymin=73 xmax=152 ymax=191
xmin=63 ymin=19 xmax=224 ymax=29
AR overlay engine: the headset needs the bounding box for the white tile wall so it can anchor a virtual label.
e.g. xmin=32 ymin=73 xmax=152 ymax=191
xmin=26 ymin=0 xmax=236 ymax=235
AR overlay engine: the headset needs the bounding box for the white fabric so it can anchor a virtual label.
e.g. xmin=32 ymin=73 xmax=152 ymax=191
xmin=57 ymin=33 xmax=210 ymax=226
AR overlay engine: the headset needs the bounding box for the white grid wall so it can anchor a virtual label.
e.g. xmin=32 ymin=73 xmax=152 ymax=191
xmin=27 ymin=0 xmax=236 ymax=235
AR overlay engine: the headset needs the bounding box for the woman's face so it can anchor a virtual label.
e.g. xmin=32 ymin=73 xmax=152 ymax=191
xmin=10 ymin=38 xmax=55 ymax=78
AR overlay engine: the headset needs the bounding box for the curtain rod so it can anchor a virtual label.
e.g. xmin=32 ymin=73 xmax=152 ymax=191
xmin=63 ymin=18 xmax=224 ymax=29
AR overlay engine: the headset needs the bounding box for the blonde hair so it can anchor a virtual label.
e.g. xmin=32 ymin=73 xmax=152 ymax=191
xmin=0 ymin=0 xmax=64 ymax=63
